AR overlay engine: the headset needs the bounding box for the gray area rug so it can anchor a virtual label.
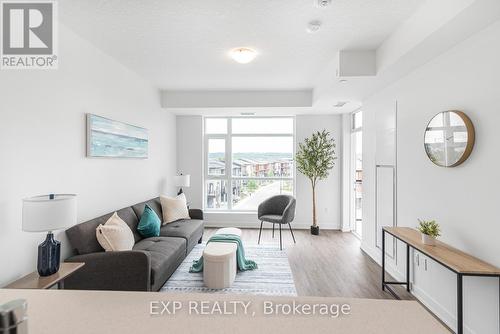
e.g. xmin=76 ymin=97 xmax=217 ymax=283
xmin=161 ymin=243 xmax=297 ymax=296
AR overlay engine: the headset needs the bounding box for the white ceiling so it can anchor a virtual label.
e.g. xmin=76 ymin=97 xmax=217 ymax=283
xmin=59 ymin=0 xmax=422 ymax=90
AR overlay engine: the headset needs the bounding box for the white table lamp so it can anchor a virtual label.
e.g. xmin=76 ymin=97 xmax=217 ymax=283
xmin=22 ymin=194 xmax=77 ymax=276
xmin=174 ymin=174 xmax=190 ymax=195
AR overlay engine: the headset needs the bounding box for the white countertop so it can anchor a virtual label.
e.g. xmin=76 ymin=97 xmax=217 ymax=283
xmin=0 ymin=289 xmax=449 ymax=334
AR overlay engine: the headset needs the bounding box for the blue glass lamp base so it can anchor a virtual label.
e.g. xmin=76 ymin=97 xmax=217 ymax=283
xmin=37 ymin=232 xmax=61 ymax=277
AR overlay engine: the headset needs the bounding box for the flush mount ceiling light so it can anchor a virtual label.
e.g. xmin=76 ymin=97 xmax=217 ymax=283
xmin=306 ymin=20 xmax=322 ymax=33
xmin=229 ymin=47 xmax=258 ymax=64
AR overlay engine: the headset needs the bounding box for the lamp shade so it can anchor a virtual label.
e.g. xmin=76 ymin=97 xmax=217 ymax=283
xmin=174 ymin=175 xmax=190 ymax=187
xmin=22 ymin=194 xmax=77 ymax=232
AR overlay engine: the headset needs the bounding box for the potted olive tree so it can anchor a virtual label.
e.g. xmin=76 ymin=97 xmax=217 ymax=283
xmin=417 ymin=219 xmax=441 ymax=246
xmin=296 ymin=130 xmax=336 ymax=235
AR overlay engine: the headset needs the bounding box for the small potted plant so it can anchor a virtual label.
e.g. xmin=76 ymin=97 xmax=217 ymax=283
xmin=417 ymin=219 xmax=441 ymax=246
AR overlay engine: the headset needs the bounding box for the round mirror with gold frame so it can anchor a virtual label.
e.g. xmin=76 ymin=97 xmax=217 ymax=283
xmin=424 ymin=110 xmax=475 ymax=167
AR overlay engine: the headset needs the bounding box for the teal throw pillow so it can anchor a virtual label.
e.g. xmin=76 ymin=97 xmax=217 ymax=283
xmin=137 ymin=204 xmax=161 ymax=238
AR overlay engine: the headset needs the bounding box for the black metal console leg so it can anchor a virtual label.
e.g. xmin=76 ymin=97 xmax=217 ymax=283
xmin=457 ymin=274 xmax=463 ymax=334
xmin=382 ymin=229 xmax=386 ymax=291
xmin=272 ymin=223 xmax=275 ymax=238
xmin=406 ymin=243 xmax=411 ymax=292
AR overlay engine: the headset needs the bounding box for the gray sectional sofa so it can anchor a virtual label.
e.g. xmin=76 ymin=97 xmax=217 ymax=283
xmin=64 ymin=197 xmax=204 ymax=291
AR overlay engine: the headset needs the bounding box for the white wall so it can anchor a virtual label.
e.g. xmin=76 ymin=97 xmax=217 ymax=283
xmin=176 ymin=116 xmax=204 ymax=208
xmin=176 ymin=114 xmax=342 ymax=230
xmin=294 ymin=115 xmax=341 ymax=229
xmin=362 ymin=19 xmax=500 ymax=334
xmin=0 ymin=24 xmax=177 ymax=287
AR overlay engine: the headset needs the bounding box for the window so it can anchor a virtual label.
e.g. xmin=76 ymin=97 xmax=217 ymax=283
xmin=353 ymin=110 xmax=363 ymax=130
xmin=351 ymin=111 xmax=363 ymax=237
xmin=204 ymin=117 xmax=294 ymax=211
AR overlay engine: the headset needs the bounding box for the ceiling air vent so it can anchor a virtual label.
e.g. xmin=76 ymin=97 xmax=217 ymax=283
xmin=314 ymin=0 xmax=332 ymax=8
xmin=333 ymin=101 xmax=348 ymax=108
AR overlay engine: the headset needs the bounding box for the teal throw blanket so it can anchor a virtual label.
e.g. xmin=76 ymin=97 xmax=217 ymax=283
xmin=189 ymin=234 xmax=258 ymax=273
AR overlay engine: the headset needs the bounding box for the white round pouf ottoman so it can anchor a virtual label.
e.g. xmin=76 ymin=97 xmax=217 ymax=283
xmin=214 ymin=227 xmax=242 ymax=237
xmin=203 ymin=242 xmax=237 ymax=289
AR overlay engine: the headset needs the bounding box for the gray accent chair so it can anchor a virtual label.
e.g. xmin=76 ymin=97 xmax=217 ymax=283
xmin=64 ymin=197 xmax=204 ymax=291
xmin=257 ymin=195 xmax=296 ymax=250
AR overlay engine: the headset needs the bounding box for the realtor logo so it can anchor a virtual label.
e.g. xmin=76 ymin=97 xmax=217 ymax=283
xmin=1 ymin=1 xmax=58 ymax=69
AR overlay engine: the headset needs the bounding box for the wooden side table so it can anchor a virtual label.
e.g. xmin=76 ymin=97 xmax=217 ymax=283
xmin=5 ymin=262 xmax=85 ymax=289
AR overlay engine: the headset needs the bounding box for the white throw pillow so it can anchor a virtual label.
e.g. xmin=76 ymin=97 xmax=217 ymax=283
xmin=160 ymin=193 xmax=190 ymax=225
xmin=96 ymin=212 xmax=135 ymax=251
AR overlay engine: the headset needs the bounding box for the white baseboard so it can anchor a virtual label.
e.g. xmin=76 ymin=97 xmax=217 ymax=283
xmin=361 ymin=242 xmax=380 ymax=264
xmin=412 ymin=284 xmax=474 ymax=334
xmin=360 ymin=242 xmax=405 ymax=283
xmin=204 ymin=221 xmax=340 ymax=230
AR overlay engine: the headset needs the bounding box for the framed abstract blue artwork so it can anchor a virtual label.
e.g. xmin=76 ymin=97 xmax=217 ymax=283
xmin=86 ymin=114 xmax=148 ymax=158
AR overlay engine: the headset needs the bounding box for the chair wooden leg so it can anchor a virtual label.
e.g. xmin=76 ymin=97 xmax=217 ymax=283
xmin=288 ymin=223 xmax=296 ymax=243
xmin=258 ymin=221 xmax=263 ymax=244
xmin=279 ymin=223 xmax=282 ymax=250
xmin=272 ymin=223 xmax=275 ymax=238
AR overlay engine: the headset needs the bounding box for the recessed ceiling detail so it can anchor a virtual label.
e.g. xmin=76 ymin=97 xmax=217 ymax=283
xmin=59 ymin=0 xmax=422 ymax=90
xmin=162 ymin=90 xmax=313 ymax=108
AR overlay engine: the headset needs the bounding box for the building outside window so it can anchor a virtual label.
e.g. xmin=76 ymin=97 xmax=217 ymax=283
xmin=204 ymin=117 xmax=294 ymax=211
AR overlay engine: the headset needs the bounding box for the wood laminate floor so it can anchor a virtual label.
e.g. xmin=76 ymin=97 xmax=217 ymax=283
xmin=204 ymin=227 xmax=413 ymax=300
